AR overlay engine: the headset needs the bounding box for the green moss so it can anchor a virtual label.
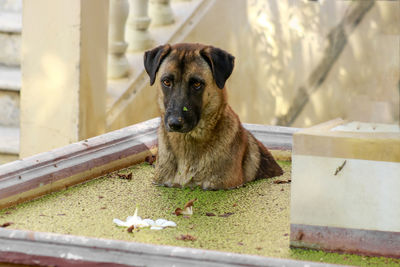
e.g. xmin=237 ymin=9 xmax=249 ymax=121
xmin=291 ymin=249 xmax=400 ymax=267
xmin=0 ymin=162 xmax=398 ymax=266
xmin=277 ymin=160 xmax=291 ymax=166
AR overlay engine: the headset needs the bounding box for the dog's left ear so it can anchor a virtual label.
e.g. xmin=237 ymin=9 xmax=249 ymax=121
xmin=144 ymin=44 xmax=171 ymax=85
xmin=200 ymin=46 xmax=235 ymax=89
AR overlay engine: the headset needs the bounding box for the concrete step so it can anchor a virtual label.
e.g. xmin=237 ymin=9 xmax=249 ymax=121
xmin=0 ymin=11 xmax=21 ymax=66
xmin=0 ymin=66 xmax=20 ymax=127
xmin=0 ymin=65 xmax=21 ymax=91
xmin=0 ymin=10 xmax=21 ymax=33
xmin=0 ymin=125 xmax=19 ymax=164
xmin=0 ymin=2 xmax=21 ymax=164
xmin=0 ymin=89 xmax=19 ymax=127
xmin=0 ymin=0 xmax=22 ymax=13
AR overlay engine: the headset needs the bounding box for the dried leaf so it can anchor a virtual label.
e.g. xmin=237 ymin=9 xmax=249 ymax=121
xmin=0 ymin=222 xmax=13 ymax=228
xmin=218 ymin=212 xmax=234 ymax=218
xmin=145 ymin=155 xmax=156 ymax=165
xmin=127 ymin=225 xmax=135 ymax=233
xmin=174 ymin=208 xmax=184 ymax=216
xmin=184 ymin=198 xmax=197 ymax=209
xmin=176 ymin=234 xmax=196 ymax=241
xmin=206 ymin=212 xmax=216 ymax=217
xmin=117 ymin=173 xmax=132 ymax=180
xmin=273 ymin=179 xmax=291 ymax=184
xmin=174 ymin=199 xmax=197 ymax=216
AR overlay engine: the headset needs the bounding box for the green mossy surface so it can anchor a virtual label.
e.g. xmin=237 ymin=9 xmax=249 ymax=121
xmin=1 ymin=161 xmax=399 ymax=266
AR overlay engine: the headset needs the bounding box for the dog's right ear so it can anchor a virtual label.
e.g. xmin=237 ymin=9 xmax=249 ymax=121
xmin=144 ymin=44 xmax=171 ymax=85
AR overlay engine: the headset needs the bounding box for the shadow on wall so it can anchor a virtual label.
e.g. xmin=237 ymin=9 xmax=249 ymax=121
xmin=228 ymin=0 xmax=399 ymax=127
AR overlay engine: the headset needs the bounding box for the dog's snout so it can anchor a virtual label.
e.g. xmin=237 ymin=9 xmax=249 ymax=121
xmin=167 ymin=116 xmax=184 ymax=131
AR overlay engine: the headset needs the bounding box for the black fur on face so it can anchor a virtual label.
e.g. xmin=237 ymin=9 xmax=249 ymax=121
xmin=159 ymin=60 xmax=205 ymax=133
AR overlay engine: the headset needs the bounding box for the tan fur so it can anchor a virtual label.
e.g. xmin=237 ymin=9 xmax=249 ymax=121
xmin=148 ymin=43 xmax=283 ymax=189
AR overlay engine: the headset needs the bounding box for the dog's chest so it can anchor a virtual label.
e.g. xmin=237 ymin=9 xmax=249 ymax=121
xmin=171 ymin=137 xmax=214 ymax=185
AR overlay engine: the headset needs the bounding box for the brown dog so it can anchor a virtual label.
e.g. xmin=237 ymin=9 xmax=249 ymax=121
xmin=144 ymin=43 xmax=283 ymax=189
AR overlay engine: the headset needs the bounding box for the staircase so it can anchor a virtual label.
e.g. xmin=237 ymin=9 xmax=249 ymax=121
xmin=0 ymin=0 xmax=21 ymax=164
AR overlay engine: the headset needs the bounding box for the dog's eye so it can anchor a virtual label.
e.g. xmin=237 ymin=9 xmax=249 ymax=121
xmin=192 ymin=81 xmax=202 ymax=90
xmin=162 ymin=79 xmax=172 ymax=88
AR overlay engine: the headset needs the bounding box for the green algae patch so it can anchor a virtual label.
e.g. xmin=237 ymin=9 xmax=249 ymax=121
xmin=0 ymin=161 xmax=398 ymax=266
xmin=291 ymin=249 xmax=400 ymax=267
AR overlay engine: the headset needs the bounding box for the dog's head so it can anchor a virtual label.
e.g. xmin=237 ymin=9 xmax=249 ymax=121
xmin=144 ymin=43 xmax=235 ymax=133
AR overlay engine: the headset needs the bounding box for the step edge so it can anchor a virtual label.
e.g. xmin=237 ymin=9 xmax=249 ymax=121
xmin=0 ymin=11 xmax=22 ymax=33
xmin=0 ymin=126 xmax=20 ymax=155
xmin=0 ymin=66 xmax=21 ymax=91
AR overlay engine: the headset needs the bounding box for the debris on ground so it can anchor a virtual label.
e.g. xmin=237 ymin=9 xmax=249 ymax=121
xmin=273 ymin=179 xmax=291 ymax=184
xmin=176 ymin=234 xmax=197 ymax=241
xmin=117 ymin=173 xmax=132 ymax=180
xmin=174 ymin=198 xmax=197 ymax=216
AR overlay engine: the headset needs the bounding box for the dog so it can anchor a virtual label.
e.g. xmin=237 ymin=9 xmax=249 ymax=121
xmin=144 ymin=43 xmax=283 ymax=189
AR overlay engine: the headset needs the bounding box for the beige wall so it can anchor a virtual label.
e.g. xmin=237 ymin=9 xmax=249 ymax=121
xmin=183 ymin=0 xmax=399 ymax=127
xmin=20 ymin=0 xmax=108 ymax=158
xmin=119 ymin=0 xmax=399 ymax=128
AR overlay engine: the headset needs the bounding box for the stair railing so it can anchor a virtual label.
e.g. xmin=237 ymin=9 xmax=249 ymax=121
xmin=108 ymin=0 xmax=130 ymax=78
xmin=107 ymin=0 xmax=179 ymax=79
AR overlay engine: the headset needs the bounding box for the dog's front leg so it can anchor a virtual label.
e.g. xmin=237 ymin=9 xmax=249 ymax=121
xmin=154 ymin=133 xmax=178 ymax=187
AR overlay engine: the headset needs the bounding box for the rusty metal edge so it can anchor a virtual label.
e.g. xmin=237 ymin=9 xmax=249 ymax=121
xmin=0 ymin=228 xmax=342 ymax=267
xmin=290 ymin=224 xmax=400 ymax=259
xmin=0 ymin=118 xmax=160 ymax=207
xmin=0 ymin=118 xmax=161 ymax=178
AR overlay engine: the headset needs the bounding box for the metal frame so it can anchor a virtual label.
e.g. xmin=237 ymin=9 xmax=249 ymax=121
xmin=0 ymin=225 xmax=343 ymax=267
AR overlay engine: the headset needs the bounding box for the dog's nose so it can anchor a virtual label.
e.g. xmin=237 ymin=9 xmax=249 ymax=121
xmin=168 ymin=117 xmax=184 ymax=131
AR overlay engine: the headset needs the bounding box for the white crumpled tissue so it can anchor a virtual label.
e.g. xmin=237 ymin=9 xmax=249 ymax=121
xmin=113 ymin=207 xmax=177 ymax=230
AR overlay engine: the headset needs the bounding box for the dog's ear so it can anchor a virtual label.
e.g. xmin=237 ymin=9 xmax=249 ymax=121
xmin=144 ymin=44 xmax=171 ymax=85
xmin=200 ymin=46 xmax=235 ymax=89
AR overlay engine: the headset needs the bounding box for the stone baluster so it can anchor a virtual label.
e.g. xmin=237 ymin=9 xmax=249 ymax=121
xmin=126 ymin=0 xmax=153 ymax=52
xmin=108 ymin=0 xmax=130 ymax=78
xmin=149 ymin=0 xmax=174 ymax=26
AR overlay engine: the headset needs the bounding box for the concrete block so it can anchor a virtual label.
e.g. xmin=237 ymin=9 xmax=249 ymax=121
xmin=0 ymin=65 xmax=21 ymax=91
xmin=0 ymin=0 xmax=22 ymax=13
xmin=0 ymin=11 xmax=21 ymax=66
xmin=0 ymin=125 xmax=19 ymax=156
xmin=290 ymin=118 xmax=400 ymax=257
xmin=0 ymin=90 xmax=19 ymax=127
xmin=0 ymin=32 xmax=20 ymax=66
